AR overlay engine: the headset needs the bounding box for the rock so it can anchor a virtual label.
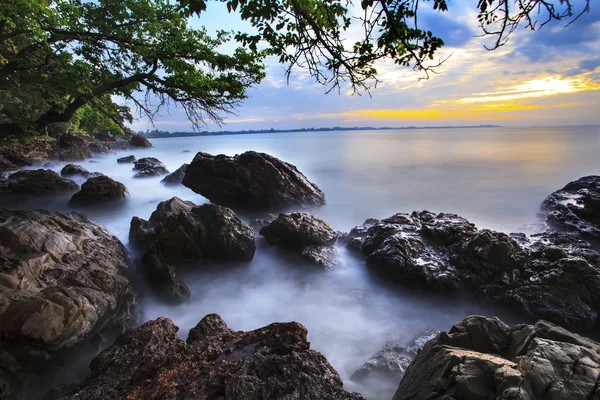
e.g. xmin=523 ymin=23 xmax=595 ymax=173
xmin=54 ymin=134 xmax=89 ymax=161
xmin=187 ymin=314 xmax=233 ymax=343
xmin=0 ymin=154 xmax=17 ymax=173
xmin=116 ymin=155 xmax=135 ymax=164
xmin=351 ymin=329 xmax=440 ymax=397
xmin=60 ymin=164 xmax=90 ymax=178
xmin=129 ymin=198 xmax=255 ymax=303
xmin=6 ymin=169 xmax=79 ymax=195
xmin=540 ymin=175 xmax=600 ymax=245
xmin=69 ymin=176 xmax=128 ymax=206
xmin=132 ymin=157 xmax=169 ymax=178
xmin=260 ymin=212 xmax=338 ymax=247
xmin=301 ymin=245 xmax=340 ymax=270
xmin=87 ymin=142 xmax=109 ymax=155
xmin=394 ymin=315 xmax=600 ymax=400
xmin=161 ymin=163 xmax=188 ymax=185
xmin=129 ymin=133 xmax=152 ymax=148
xmin=141 ymin=248 xmax=191 ymax=303
xmin=0 ymin=209 xmax=137 ymax=397
xmin=133 ymin=157 xmax=163 ymax=170
xmin=347 ymin=210 xmax=600 ymax=333
xmin=57 ymin=315 xmax=365 ymax=400
xmin=182 ymin=150 xmax=191 ymax=153
xmin=182 ymin=151 xmax=326 ymax=210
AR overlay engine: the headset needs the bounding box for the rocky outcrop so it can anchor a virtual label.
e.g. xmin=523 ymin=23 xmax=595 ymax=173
xmin=540 ymin=175 xmax=600 ymax=245
xmin=60 ymin=164 xmax=90 ymax=178
xmin=260 ymin=213 xmax=340 ymax=269
xmin=55 ymin=315 xmax=365 ymax=400
xmin=54 ymin=134 xmax=89 ymax=161
xmin=141 ymin=247 xmax=191 ymax=303
xmin=5 ymin=169 xmax=79 ymax=195
xmin=182 ymin=151 xmax=326 ymax=210
xmin=161 ymin=163 xmax=188 ymax=185
xmin=0 ymin=155 xmax=17 ymax=173
xmin=69 ymin=176 xmax=128 ymax=206
xmin=87 ymin=142 xmax=110 ymax=156
xmin=394 ymin=316 xmax=600 ymax=400
xmin=347 ymin=211 xmax=600 ymax=333
xmin=129 ymin=198 xmax=255 ymax=302
xmin=351 ymin=330 xmax=440 ymax=399
xmin=132 ymin=157 xmax=169 ymax=178
xmin=116 ymin=155 xmax=135 ymax=164
xmin=0 ymin=209 xmax=137 ymax=399
xmin=129 ymin=134 xmax=152 ymax=148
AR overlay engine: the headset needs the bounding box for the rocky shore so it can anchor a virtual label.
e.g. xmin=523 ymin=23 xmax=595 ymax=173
xmin=1 ymin=139 xmax=599 ymax=400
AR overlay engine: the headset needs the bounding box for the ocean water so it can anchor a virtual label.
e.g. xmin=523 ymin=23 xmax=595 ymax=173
xmin=3 ymin=125 xmax=599 ymax=399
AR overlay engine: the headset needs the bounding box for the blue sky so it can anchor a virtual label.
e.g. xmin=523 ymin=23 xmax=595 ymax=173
xmin=130 ymin=0 xmax=600 ymax=132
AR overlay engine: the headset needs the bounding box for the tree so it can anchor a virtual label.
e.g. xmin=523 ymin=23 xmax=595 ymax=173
xmin=0 ymin=0 xmax=591 ymax=137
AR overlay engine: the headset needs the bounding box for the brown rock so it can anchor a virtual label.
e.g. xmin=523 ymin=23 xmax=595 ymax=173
xmin=7 ymin=169 xmax=79 ymax=195
xmin=129 ymin=134 xmax=152 ymax=148
xmin=69 ymin=176 xmax=128 ymax=206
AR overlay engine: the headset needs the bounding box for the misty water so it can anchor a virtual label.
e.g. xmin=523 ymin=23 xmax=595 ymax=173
xmin=3 ymin=125 xmax=600 ymax=399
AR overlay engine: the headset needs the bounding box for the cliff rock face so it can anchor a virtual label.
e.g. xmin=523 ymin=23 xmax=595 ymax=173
xmin=394 ymin=316 xmax=600 ymax=400
xmin=57 ymin=315 xmax=366 ymax=400
xmin=347 ymin=211 xmax=600 ymax=333
xmin=0 ymin=209 xmax=137 ymax=399
xmin=182 ymin=151 xmax=326 ymax=211
xmin=540 ymin=175 xmax=600 ymax=245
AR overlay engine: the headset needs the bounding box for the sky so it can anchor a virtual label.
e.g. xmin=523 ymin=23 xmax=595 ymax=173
xmin=130 ymin=0 xmax=600 ymax=132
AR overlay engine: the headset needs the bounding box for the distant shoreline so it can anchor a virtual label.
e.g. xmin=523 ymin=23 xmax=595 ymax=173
xmin=141 ymin=125 xmax=503 ymax=139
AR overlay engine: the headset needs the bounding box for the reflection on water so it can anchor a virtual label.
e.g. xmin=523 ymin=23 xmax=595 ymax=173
xmin=1 ymin=125 xmax=599 ymax=399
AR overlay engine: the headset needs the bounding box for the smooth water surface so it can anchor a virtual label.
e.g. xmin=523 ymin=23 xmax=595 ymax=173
xmin=3 ymin=125 xmax=599 ymax=399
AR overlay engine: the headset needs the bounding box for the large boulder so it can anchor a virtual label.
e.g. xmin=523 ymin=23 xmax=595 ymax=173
xmin=161 ymin=163 xmax=188 ymax=185
xmin=55 ymin=315 xmax=365 ymax=400
xmin=540 ymin=175 xmax=600 ymax=245
xmin=0 ymin=209 xmax=137 ymax=398
xmin=129 ymin=198 xmax=255 ymax=302
xmin=116 ymin=155 xmax=135 ymax=164
xmin=129 ymin=133 xmax=152 ymax=148
xmin=6 ymin=169 xmax=79 ymax=195
xmin=132 ymin=157 xmax=169 ymax=178
xmin=54 ymin=134 xmax=89 ymax=161
xmin=69 ymin=176 xmax=128 ymax=206
xmin=182 ymin=151 xmax=326 ymax=210
xmin=60 ymin=164 xmax=90 ymax=178
xmin=260 ymin=213 xmax=340 ymax=269
xmin=347 ymin=211 xmax=600 ymax=333
xmin=394 ymin=316 xmax=600 ymax=400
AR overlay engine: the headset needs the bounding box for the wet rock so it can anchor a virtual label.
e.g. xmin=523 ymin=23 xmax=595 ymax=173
xmin=0 ymin=154 xmax=17 ymax=173
xmin=301 ymin=245 xmax=340 ymax=270
xmin=141 ymin=248 xmax=191 ymax=303
xmin=69 ymin=176 xmax=128 ymax=206
xmin=6 ymin=169 xmax=79 ymax=195
xmin=0 ymin=209 xmax=137 ymax=398
xmin=129 ymin=198 xmax=255 ymax=303
xmin=116 ymin=155 xmax=135 ymax=164
xmin=129 ymin=133 xmax=152 ymax=148
xmin=351 ymin=329 xmax=440 ymax=386
xmin=161 ymin=163 xmax=188 ymax=185
xmin=260 ymin=212 xmax=338 ymax=247
xmin=394 ymin=316 xmax=600 ymax=400
xmin=58 ymin=316 xmax=365 ymax=400
xmin=132 ymin=157 xmax=169 ymax=178
xmin=87 ymin=142 xmax=109 ymax=155
xmin=187 ymin=314 xmax=233 ymax=343
xmin=540 ymin=175 xmax=600 ymax=245
xmin=133 ymin=157 xmax=163 ymax=170
xmin=54 ymin=134 xmax=89 ymax=161
xmin=182 ymin=151 xmax=326 ymax=210
xmin=60 ymin=164 xmax=90 ymax=178
xmin=348 ymin=210 xmax=600 ymax=333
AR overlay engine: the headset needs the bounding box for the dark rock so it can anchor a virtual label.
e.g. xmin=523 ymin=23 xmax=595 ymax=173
xmin=348 ymin=210 xmax=600 ymax=333
xmin=141 ymin=248 xmax=191 ymax=303
xmin=133 ymin=157 xmax=163 ymax=170
xmin=161 ymin=163 xmax=188 ymax=185
xmin=116 ymin=155 xmax=135 ymax=164
xmin=54 ymin=134 xmax=89 ymax=161
xmin=69 ymin=176 xmax=128 ymax=206
xmin=187 ymin=314 xmax=232 ymax=344
xmin=0 ymin=154 xmax=17 ymax=173
xmin=87 ymin=142 xmax=109 ymax=155
xmin=60 ymin=164 xmax=90 ymax=178
xmin=134 ymin=165 xmax=169 ymax=178
xmin=58 ymin=316 xmax=365 ymax=400
xmin=6 ymin=169 xmax=79 ymax=195
xmin=301 ymin=245 xmax=340 ymax=270
xmin=540 ymin=175 xmax=600 ymax=245
xmin=394 ymin=316 xmax=600 ymax=400
xmin=129 ymin=198 xmax=255 ymax=303
xmin=182 ymin=151 xmax=326 ymax=210
xmin=260 ymin=212 xmax=338 ymax=247
xmin=0 ymin=209 xmax=137 ymax=398
xmin=182 ymin=150 xmax=191 ymax=153
xmin=129 ymin=133 xmax=152 ymax=148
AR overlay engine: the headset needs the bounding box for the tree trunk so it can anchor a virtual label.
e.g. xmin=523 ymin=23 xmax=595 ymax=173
xmin=0 ymin=122 xmax=25 ymax=140
xmin=34 ymin=96 xmax=88 ymax=132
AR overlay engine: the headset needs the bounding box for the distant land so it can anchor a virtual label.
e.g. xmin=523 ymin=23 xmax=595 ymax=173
xmin=139 ymin=125 xmax=503 ymax=138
